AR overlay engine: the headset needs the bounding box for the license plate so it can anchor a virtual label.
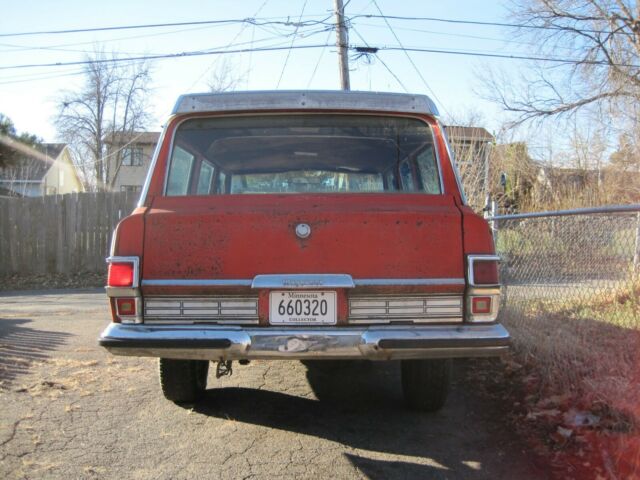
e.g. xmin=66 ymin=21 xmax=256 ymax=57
xmin=269 ymin=291 xmax=337 ymax=325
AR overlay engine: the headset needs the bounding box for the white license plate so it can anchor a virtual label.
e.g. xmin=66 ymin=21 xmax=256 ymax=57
xmin=269 ymin=291 xmax=337 ymax=325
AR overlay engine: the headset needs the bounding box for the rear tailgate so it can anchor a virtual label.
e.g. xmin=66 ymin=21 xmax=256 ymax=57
xmin=141 ymin=193 xmax=463 ymax=283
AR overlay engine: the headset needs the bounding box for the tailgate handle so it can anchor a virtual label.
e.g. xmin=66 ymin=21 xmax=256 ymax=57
xmin=251 ymin=274 xmax=355 ymax=289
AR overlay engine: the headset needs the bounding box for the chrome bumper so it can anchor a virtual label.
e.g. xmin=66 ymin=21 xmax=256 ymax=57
xmin=99 ymin=323 xmax=510 ymax=361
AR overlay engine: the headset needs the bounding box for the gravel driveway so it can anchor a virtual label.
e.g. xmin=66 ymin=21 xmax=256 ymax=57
xmin=0 ymin=290 xmax=544 ymax=479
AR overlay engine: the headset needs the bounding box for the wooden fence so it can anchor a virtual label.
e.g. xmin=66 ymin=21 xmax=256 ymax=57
xmin=0 ymin=192 xmax=138 ymax=276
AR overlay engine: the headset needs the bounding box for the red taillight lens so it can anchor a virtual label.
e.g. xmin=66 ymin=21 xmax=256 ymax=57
xmin=472 ymin=260 xmax=499 ymax=285
xmin=471 ymin=296 xmax=492 ymax=314
xmin=116 ymin=298 xmax=136 ymax=316
xmin=108 ymin=262 xmax=134 ymax=287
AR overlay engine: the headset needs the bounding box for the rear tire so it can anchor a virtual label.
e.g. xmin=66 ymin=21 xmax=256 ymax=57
xmin=158 ymin=359 xmax=209 ymax=403
xmin=401 ymin=359 xmax=452 ymax=412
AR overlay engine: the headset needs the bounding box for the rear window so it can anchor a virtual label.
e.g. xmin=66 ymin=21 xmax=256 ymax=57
xmin=164 ymin=114 xmax=441 ymax=195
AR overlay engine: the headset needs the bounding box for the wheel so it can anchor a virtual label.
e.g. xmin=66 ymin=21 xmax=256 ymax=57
xmin=158 ymin=358 xmax=209 ymax=403
xmin=401 ymin=359 xmax=452 ymax=412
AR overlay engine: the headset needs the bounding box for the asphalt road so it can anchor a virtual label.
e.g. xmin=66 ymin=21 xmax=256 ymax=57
xmin=0 ymin=290 xmax=544 ymax=480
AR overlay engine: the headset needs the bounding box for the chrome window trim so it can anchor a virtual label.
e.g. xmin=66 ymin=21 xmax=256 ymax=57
xmin=140 ymin=277 xmax=465 ymax=287
xmin=161 ymin=112 xmax=445 ymax=197
xmin=172 ymin=90 xmax=439 ymax=116
xmin=106 ymin=256 xmax=140 ymax=289
xmin=439 ymin=121 xmax=468 ymax=205
xmin=138 ymin=121 xmax=171 ymax=207
xmin=467 ymin=255 xmax=501 ymax=287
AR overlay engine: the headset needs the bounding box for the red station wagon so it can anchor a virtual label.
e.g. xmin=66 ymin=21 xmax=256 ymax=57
xmin=99 ymin=90 xmax=509 ymax=411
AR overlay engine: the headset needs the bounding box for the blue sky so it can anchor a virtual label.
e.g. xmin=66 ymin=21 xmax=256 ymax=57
xmin=1 ymin=1 xmax=523 ymax=142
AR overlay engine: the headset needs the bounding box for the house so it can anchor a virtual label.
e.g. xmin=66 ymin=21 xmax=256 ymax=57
xmin=445 ymin=126 xmax=494 ymax=165
xmin=105 ymin=132 xmax=160 ymax=193
xmin=0 ymin=143 xmax=84 ymax=197
xmin=444 ymin=126 xmax=495 ymax=207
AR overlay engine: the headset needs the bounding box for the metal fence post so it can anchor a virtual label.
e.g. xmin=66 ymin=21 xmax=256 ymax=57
xmin=634 ymin=212 xmax=640 ymax=272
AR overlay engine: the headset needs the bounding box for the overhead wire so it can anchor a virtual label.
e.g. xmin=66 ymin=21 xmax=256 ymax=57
xmin=348 ymin=14 xmax=629 ymax=36
xmin=306 ymin=29 xmax=333 ymax=88
xmin=185 ymin=0 xmax=271 ymax=92
xmin=350 ymin=26 xmax=408 ymax=93
xmin=0 ymin=15 xmax=336 ymax=38
xmin=276 ymin=0 xmax=309 ymax=88
xmin=370 ymin=0 xmax=447 ymax=114
xmin=0 ymin=44 xmax=333 ymax=71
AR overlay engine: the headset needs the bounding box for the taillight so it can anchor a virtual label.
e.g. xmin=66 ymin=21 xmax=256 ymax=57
xmin=106 ymin=256 xmax=141 ymax=324
xmin=468 ymin=255 xmax=500 ymax=286
xmin=466 ymin=255 xmax=500 ymax=322
xmin=116 ymin=298 xmax=137 ymax=316
xmin=108 ymin=262 xmax=134 ymax=287
xmin=471 ymin=296 xmax=492 ymax=314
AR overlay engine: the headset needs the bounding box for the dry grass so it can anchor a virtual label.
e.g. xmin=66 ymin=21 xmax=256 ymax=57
xmin=503 ymin=278 xmax=640 ymax=422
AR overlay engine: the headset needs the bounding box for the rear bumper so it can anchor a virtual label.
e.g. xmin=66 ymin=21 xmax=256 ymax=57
xmin=99 ymin=323 xmax=510 ymax=360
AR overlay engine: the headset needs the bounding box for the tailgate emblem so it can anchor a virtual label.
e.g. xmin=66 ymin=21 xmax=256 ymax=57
xmin=295 ymin=223 xmax=311 ymax=239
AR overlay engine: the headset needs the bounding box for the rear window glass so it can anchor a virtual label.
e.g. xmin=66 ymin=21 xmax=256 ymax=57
xmin=165 ymin=114 xmax=441 ymax=195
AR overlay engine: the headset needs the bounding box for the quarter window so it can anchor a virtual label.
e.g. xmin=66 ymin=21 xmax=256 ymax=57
xmin=166 ymin=147 xmax=194 ymax=196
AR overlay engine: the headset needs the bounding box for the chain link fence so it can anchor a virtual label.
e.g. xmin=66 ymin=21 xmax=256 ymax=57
xmin=491 ymin=205 xmax=640 ymax=415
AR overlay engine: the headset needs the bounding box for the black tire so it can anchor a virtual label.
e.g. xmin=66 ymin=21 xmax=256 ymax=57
xmin=401 ymin=359 xmax=452 ymax=412
xmin=158 ymin=358 xmax=209 ymax=403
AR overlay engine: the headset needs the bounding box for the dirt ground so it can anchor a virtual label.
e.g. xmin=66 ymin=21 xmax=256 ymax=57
xmin=0 ymin=289 xmax=545 ymax=479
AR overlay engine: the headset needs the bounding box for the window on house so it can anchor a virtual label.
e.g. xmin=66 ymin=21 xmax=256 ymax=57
xmin=120 ymin=185 xmax=142 ymax=193
xmin=122 ymin=147 xmax=143 ymax=166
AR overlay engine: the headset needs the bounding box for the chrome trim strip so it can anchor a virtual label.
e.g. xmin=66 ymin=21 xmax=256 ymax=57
xmin=140 ymin=277 xmax=465 ymax=287
xmin=172 ymin=90 xmax=439 ymax=116
xmin=439 ymin=120 xmax=468 ymax=205
xmin=99 ymin=323 xmax=510 ymax=360
xmin=138 ymin=120 xmax=171 ymax=207
xmin=354 ymin=278 xmax=465 ymax=286
xmin=252 ymin=274 xmax=355 ymax=289
xmin=142 ymin=279 xmax=253 ymax=287
xmin=467 ymin=255 xmax=501 ymax=287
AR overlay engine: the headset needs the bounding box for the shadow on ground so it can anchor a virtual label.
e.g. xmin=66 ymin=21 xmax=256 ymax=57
xmin=192 ymin=360 xmax=534 ymax=479
xmin=0 ymin=318 xmax=71 ymax=385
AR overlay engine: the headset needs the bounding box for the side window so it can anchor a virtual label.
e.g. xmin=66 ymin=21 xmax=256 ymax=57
xmin=217 ymin=171 xmax=227 ymax=194
xmin=399 ymin=159 xmax=416 ymax=191
xmin=166 ymin=146 xmax=194 ymax=196
xmin=196 ymin=162 xmax=215 ymax=195
xmin=416 ymin=146 xmax=441 ymax=194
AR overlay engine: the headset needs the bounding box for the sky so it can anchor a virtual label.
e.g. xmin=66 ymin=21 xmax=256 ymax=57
xmin=0 ymin=0 xmax=525 ymax=143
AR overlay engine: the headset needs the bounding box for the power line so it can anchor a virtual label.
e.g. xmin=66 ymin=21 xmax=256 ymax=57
xmin=370 ymin=0 xmax=446 ymax=114
xmin=368 ymin=45 xmax=640 ymax=69
xmin=350 ymin=25 xmax=408 ymax=93
xmin=0 ymin=16 xmax=335 ymax=38
xmin=349 ymin=14 xmax=628 ymax=36
xmin=276 ymin=0 xmax=309 ymax=88
xmin=185 ymin=0 xmax=271 ymax=92
xmin=306 ymin=29 xmax=333 ymax=88
xmin=0 ymin=44 xmax=333 ymax=71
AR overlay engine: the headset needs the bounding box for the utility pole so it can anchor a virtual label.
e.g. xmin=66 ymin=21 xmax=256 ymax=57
xmin=334 ymin=0 xmax=350 ymax=90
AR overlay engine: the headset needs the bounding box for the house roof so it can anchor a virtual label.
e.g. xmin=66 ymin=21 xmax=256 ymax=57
xmin=445 ymin=126 xmax=494 ymax=142
xmin=0 ymin=143 xmax=67 ymax=181
xmin=105 ymin=131 xmax=161 ymax=145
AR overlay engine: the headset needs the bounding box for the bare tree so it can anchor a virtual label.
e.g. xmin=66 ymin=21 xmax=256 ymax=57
xmin=207 ymin=58 xmax=243 ymax=93
xmin=481 ymin=0 xmax=640 ymax=125
xmin=55 ymin=52 xmax=152 ymax=191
